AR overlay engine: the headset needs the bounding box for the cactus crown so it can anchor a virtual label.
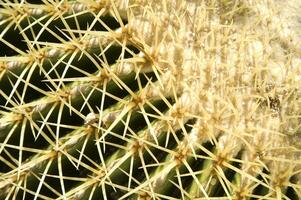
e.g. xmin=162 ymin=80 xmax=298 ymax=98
xmin=0 ymin=0 xmax=301 ymax=199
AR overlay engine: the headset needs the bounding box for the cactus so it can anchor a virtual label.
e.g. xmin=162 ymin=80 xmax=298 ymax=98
xmin=0 ymin=0 xmax=301 ymax=199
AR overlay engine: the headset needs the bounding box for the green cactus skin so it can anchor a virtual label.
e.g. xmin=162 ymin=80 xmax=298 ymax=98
xmin=0 ymin=0 xmax=301 ymax=199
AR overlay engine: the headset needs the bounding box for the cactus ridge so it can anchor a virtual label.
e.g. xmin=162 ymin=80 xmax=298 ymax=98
xmin=0 ymin=0 xmax=301 ymax=200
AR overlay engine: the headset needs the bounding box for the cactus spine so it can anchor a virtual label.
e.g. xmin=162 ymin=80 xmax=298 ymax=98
xmin=0 ymin=0 xmax=301 ymax=199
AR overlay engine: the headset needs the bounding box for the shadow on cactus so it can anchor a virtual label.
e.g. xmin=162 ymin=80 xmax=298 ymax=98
xmin=0 ymin=0 xmax=301 ymax=200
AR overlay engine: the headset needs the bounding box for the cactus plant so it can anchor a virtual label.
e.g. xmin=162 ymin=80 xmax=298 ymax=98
xmin=0 ymin=0 xmax=301 ymax=199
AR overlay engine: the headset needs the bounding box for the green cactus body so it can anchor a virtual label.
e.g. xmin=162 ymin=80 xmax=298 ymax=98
xmin=0 ymin=0 xmax=301 ymax=199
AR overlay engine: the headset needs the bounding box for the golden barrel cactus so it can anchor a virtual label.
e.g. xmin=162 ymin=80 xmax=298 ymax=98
xmin=0 ymin=0 xmax=300 ymax=199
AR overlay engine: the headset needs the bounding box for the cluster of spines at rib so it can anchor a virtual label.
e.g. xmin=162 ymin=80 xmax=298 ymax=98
xmin=0 ymin=0 xmax=301 ymax=200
